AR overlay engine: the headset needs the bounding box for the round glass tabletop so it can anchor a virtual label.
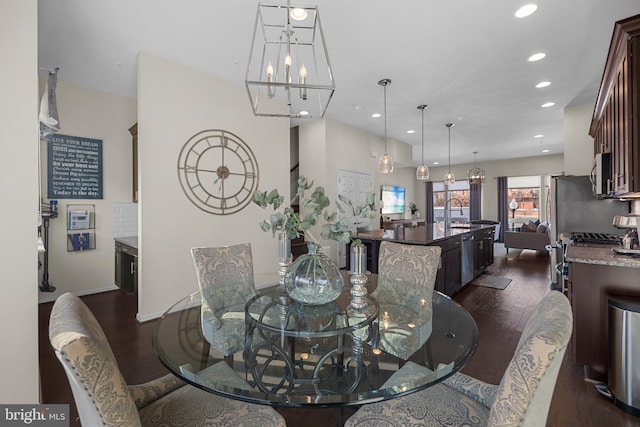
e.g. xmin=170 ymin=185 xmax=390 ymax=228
xmin=153 ymin=276 xmax=478 ymax=407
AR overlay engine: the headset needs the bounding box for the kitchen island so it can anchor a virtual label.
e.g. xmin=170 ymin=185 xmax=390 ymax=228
xmin=353 ymin=222 xmax=496 ymax=296
xmin=566 ymin=244 xmax=640 ymax=382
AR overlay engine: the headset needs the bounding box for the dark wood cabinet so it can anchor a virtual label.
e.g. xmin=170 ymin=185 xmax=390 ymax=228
xmin=115 ymin=241 xmax=137 ymax=294
xmin=431 ymin=236 xmax=462 ymax=296
xmin=473 ymin=227 xmax=495 ymax=276
xmin=590 ymin=14 xmax=640 ymax=196
xmin=568 ymin=261 xmax=640 ymax=382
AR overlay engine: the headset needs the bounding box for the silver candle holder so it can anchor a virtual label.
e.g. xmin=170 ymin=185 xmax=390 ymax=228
xmin=349 ymin=244 xmax=368 ymax=310
xmin=278 ymin=232 xmax=292 ymax=287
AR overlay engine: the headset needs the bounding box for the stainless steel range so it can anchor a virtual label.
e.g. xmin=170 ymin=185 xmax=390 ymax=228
xmin=570 ymin=232 xmax=622 ymax=245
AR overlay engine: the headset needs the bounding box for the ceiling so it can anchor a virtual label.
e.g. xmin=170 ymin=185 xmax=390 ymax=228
xmin=38 ymin=1 xmax=640 ymax=168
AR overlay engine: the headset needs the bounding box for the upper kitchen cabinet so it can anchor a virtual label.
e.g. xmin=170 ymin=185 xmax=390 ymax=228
xmin=129 ymin=123 xmax=138 ymax=202
xmin=590 ymin=14 xmax=640 ymax=197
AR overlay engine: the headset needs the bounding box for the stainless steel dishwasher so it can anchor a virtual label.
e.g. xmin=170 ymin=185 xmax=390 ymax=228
xmin=461 ymin=233 xmax=474 ymax=285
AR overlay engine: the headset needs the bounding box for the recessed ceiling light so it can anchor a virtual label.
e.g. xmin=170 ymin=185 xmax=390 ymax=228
xmin=299 ymin=110 xmax=309 ymax=116
xmin=515 ymin=4 xmax=538 ymax=18
xmin=290 ymin=8 xmax=308 ymax=21
xmin=406 ymin=129 xmax=416 ymax=134
xmin=433 ymin=161 xmax=440 ymax=165
xmin=541 ymin=102 xmax=555 ymax=108
xmin=542 ymin=149 xmax=550 ymax=153
xmin=534 ymin=134 xmax=544 ymax=138
xmin=371 ymin=113 xmax=381 ymax=118
xmin=528 ymin=52 xmax=546 ymax=62
xmin=536 ymin=81 xmax=551 ymax=88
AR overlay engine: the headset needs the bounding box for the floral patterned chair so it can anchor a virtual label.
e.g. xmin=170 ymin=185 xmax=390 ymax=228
xmin=374 ymin=241 xmax=442 ymax=359
xmin=377 ymin=241 xmax=442 ymax=290
xmin=345 ymin=290 xmax=573 ymax=427
xmin=190 ymin=243 xmax=258 ymax=357
xmin=49 ymin=293 xmax=286 ymax=427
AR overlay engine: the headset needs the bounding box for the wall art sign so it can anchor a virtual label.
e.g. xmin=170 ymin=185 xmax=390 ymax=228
xmin=47 ymin=134 xmax=103 ymax=199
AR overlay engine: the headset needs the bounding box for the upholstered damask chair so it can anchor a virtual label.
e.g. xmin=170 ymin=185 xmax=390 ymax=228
xmin=374 ymin=241 xmax=442 ymax=359
xmin=345 ymin=291 xmax=573 ymax=427
xmin=49 ymin=293 xmax=286 ymax=427
xmin=191 ymin=243 xmax=258 ymax=357
xmin=377 ymin=241 xmax=442 ymax=291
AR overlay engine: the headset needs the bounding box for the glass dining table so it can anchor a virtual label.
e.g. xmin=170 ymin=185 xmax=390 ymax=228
xmin=152 ymin=274 xmax=478 ymax=408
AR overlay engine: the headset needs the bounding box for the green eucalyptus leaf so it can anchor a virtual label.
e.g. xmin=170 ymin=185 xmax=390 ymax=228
xmin=266 ymin=189 xmax=280 ymax=203
xmin=272 ymin=194 xmax=284 ymax=210
xmin=259 ymin=220 xmax=271 ymax=232
xmin=253 ymin=190 xmax=268 ymax=207
xmin=339 ymin=231 xmax=352 ymax=243
xmin=366 ymin=192 xmax=375 ymax=206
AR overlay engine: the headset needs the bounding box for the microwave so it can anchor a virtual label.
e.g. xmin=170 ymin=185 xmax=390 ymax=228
xmin=592 ymin=152 xmax=612 ymax=196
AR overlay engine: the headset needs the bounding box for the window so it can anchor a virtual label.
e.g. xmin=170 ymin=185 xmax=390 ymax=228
xmin=433 ymin=180 xmax=470 ymax=223
xmin=508 ymin=176 xmax=541 ymax=230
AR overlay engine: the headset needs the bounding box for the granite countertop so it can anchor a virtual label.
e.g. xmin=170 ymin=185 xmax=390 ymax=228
xmin=356 ymin=223 xmax=495 ymax=245
xmin=566 ymin=244 xmax=640 ymax=269
xmin=115 ymin=236 xmax=138 ymax=249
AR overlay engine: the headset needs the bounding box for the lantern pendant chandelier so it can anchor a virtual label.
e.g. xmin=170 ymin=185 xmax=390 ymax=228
xmin=444 ymin=123 xmax=455 ymax=185
xmin=245 ymin=0 xmax=335 ymax=118
xmin=416 ymin=104 xmax=430 ymax=182
xmin=467 ymin=151 xmax=486 ymax=184
xmin=378 ymin=78 xmax=393 ymax=174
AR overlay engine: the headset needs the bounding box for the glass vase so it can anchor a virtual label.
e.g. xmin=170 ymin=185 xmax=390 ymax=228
xmin=284 ymin=242 xmax=344 ymax=305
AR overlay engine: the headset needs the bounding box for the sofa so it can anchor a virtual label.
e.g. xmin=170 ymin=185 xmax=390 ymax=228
xmin=504 ymin=220 xmax=551 ymax=252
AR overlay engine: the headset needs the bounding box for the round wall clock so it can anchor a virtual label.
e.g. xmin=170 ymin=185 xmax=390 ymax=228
xmin=177 ymin=129 xmax=260 ymax=215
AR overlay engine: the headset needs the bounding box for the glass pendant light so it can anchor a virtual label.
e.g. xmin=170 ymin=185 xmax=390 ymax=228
xmin=467 ymin=151 xmax=486 ymax=184
xmin=444 ymin=123 xmax=455 ymax=185
xmin=378 ymin=79 xmax=393 ymax=174
xmin=416 ymin=105 xmax=430 ymax=182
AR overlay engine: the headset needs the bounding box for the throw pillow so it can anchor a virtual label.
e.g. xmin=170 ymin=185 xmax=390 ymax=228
xmin=537 ymin=220 xmax=549 ymax=233
xmin=521 ymin=222 xmax=536 ymax=232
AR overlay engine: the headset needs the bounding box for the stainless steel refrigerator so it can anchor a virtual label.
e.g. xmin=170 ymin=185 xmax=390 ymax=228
xmin=548 ymin=175 xmax=630 ymax=288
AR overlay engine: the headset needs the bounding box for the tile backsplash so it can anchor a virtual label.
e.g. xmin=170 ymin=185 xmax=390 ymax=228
xmin=113 ymin=202 xmax=138 ymax=238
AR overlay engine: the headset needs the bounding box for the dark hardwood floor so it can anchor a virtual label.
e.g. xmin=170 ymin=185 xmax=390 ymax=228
xmin=38 ymin=246 xmax=640 ymax=426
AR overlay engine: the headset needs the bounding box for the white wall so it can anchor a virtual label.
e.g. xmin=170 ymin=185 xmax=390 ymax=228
xmin=564 ymin=103 xmax=595 ymax=176
xmin=299 ymin=119 xmax=420 ymax=260
xmin=38 ymin=81 xmax=137 ymax=303
xmin=137 ymin=52 xmax=289 ymax=319
xmin=0 ymin=0 xmax=40 ymax=403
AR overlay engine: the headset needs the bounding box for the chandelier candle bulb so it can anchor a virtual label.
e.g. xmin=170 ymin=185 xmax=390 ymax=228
xmin=299 ymin=63 xmax=307 ymax=99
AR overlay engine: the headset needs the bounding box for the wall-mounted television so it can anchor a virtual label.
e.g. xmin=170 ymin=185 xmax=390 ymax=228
xmin=381 ymin=185 xmax=406 ymax=214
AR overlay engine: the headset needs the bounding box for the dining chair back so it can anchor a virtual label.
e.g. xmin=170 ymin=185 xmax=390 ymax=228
xmin=191 ymin=243 xmax=257 ymax=356
xmin=49 ymin=292 xmax=286 ymax=427
xmin=374 ymin=241 xmax=442 ymax=359
xmin=377 ymin=240 xmax=442 ymax=297
xmin=345 ymin=290 xmax=573 ymax=427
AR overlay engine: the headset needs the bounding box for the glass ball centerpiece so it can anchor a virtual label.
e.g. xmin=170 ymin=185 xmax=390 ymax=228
xmin=284 ymin=242 xmax=344 ymax=305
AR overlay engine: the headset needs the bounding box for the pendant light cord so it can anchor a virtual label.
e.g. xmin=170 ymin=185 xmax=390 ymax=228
xmin=384 ymin=84 xmax=388 ymax=153
xmin=421 ymin=108 xmax=425 ymax=163
xmin=447 ymin=124 xmax=452 ymax=173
